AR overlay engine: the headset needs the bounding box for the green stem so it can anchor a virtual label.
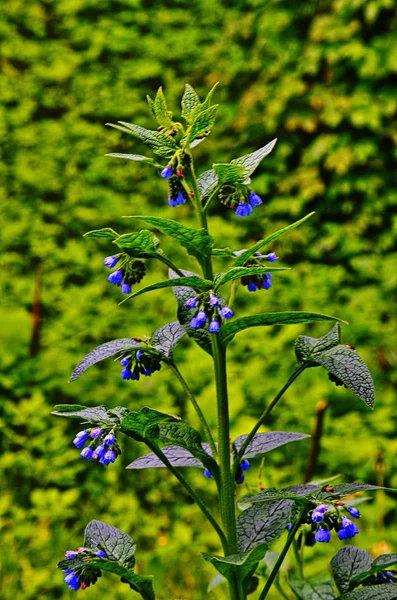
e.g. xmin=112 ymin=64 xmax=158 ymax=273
xmin=292 ymin=539 xmax=304 ymax=579
xmin=168 ymin=362 xmax=218 ymax=459
xmin=144 ymin=439 xmax=228 ymax=551
xmin=258 ymin=506 xmax=307 ymax=600
xmin=228 ymin=280 xmax=240 ymax=308
xmin=157 ymin=254 xmax=185 ymax=278
xmin=232 ymin=364 xmax=306 ymax=476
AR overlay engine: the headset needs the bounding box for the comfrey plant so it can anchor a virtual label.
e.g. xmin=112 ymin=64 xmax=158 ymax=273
xmin=53 ymin=85 xmax=397 ymax=600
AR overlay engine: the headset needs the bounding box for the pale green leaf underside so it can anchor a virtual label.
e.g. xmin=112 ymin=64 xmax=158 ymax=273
xmin=105 ymin=153 xmax=162 ymax=167
xmin=231 ymin=139 xmax=277 ymax=179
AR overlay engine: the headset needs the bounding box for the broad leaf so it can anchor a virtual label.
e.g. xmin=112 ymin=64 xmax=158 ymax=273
xmin=233 ymin=431 xmax=310 ymax=459
xmin=350 ymin=554 xmax=397 ymax=589
xmin=105 ymin=153 xmax=161 ymax=167
xmin=51 ymin=404 xmax=115 ymax=424
xmin=158 ymin=421 xmax=217 ymax=474
xmin=127 ymin=445 xmax=211 ymax=469
xmin=373 ymin=554 xmax=397 ymax=567
xmin=232 ymin=212 xmax=315 ymax=266
xmin=290 ymin=580 xmax=336 ymax=600
xmin=193 ymin=82 xmax=219 ymax=116
xmin=185 ymin=104 xmax=218 ymax=144
xmin=214 ymin=265 xmax=288 ymax=289
xmin=221 ymin=313 xmax=347 ymax=345
xmin=336 ymin=585 xmax=397 ymax=600
xmin=113 ymin=230 xmax=161 ymax=258
xmin=230 ymin=139 xmax=278 ymax=179
xmin=331 ymin=546 xmax=373 ymax=594
xmin=212 ymin=163 xmax=246 ymax=184
xmin=151 ymin=321 xmax=185 ymax=358
xmin=120 ymin=276 xmax=213 ymax=305
xmin=153 ymin=87 xmax=174 ymax=129
xmin=84 ymin=227 xmax=119 ymax=240
xmin=122 ymin=215 xmax=214 ymax=259
xmin=170 ymin=269 xmax=213 ymax=355
xmin=295 ymin=323 xmax=341 ymax=361
xmin=69 ymin=339 xmax=145 ymax=381
xmin=197 ymin=168 xmax=219 ymax=199
xmin=108 ymin=122 xmax=178 ymax=158
xmin=120 ymin=407 xmax=178 ymax=443
xmin=203 ymin=544 xmax=267 ymax=594
xmin=84 ymin=520 xmax=136 ymax=569
xmin=239 ymin=488 xmax=311 ymax=506
xmin=237 ymin=499 xmax=293 ymax=552
xmin=181 ymin=84 xmax=201 ymax=121
xmin=327 ymin=483 xmax=393 ymax=497
xmin=211 ymin=248 xmax=235 ymax=257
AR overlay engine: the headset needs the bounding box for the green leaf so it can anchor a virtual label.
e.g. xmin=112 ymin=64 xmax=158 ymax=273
xmin=197 ymin=168 xmax=219 ymax=199
xmin=107 ymin=122 xmax=178 ymax=158
xmin=158 ymin=421 xmax=217 ymax=474
xmin=327 ymin=483 xmax=394 ymax=497
xmin=181 ymin=84 xmax=201 ymax=121
xmin=212 ymin=163 xmax=246 ymax=184
xmin=295 ymin=323 xmax=341 ymax=362
xmin=194 ymin=82 xmax=219 ymax=115
xmin=214 ymin=266 xmax=288 ymax=289
xmin=84 ymin=227 xmax=120 ymax=240
xmin=234 ymin=431 xmax=310 ymax=460
xmin=230 ymin=139 xmax=278 ymax=179
xmin=232 ymin=212 xmax=315 ymax=266
xmin=289 ymin=579 xmax=336 ymax=600
xmin=211 ymin=248 xmax=235 ymax=257
xmin=170 ymin=269 xmax=213 ymax=355
xmin=373 ymin=554 xmax=397 ymax=567
xmin=349 ymin=554 xmax=397 ymax=589
xmin=105 ymin=153 xmax=162 ymax=167
xmin=120 ymin=276 xmax=213 ymax=305
xmin=184 ymin=104 xmax=218 ymax=144
xmin=127 ymin=445 xmax=209 ymax=469
xmin=84 ymin=520 xmax=136 ymax=569
xmin=146 ymin=94 xmax=156 ymax=119
xmin=120 ymin=407 xmax=179 ymax=443
xmin=151 ymin=321 xmax=185 ymax=358
xmin=336 ymin=584 xmax=397 ymax=600
xmin=239 ymin=488 xmax=311 ymax=506
xmin=51 ymin=405 xmax=115 ymax=424
xmin=237 ymin=499 xmax=293 ymax=552
xmin=203 ymin=544 xmax=267 ymax=594
xmin=331 ymin=546 xmax=373 ymax=594
xmin=122 ymin=215 xmax=214 ymax=260
xmin=153 ymin=87 xmax=174 ymax=129
xmin=69 ymin=339 xmax=145 ymax=381
xmin=113 ymin=230 xmax=161 ymax=258
xmin=221 ymin=313 xmax=347 ymax=345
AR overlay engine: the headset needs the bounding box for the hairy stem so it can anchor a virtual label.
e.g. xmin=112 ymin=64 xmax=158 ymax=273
xmin=168 ymin=362 xmax=218 ymax=459
xmin=233 ymin=364 xmax=306 ymax=475
xmin=258 ymin=506 xmax=307 ymax=600
xmin=157 ymin=254 xmax=185 ymax=278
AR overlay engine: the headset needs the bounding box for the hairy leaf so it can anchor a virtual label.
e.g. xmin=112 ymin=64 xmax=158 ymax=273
xmin=331 ymin=546 xmax=373 ymax=594
xmin=289 ymin=580 xmax=336 ymax=600
xmin=181 ymin=84 xmax=201 ymax=121
xmin=122 ymin=215 xmax=214 ymax=259
xmin=151 ymin=321 xmax=185 ymax=358
xmin=295 ymin=323 xmax=341 ymax=362
xmin=336 ymin=584 xmax=397 ymax=600
xmin=328 ymin=483 xmax=393 ymax=497
xmin=120 ymin=275 xmax=213 ymax=305
xmin=221 ymin=312 xmax=347 ymax=345
xmin=211 ymin=247 xmax=235 ymax=257
xmin=185 ymin=104 xmax=218 ymax=144
xmin=84 ymin=227 xmax=120 ymax=240
xmin=230 ymin=139 xmax=278 ymax=179
xmin=234 ymin=431 xmax=310 ymax=459
xmin=203 ymin=544 xmax=267 ymax=594
xmin=51 ymin=404 xmax=114 ymax=424
xmin=237 ymin=499 xmax=293 ymax=552
xmin=153 ymin=87 xmax=174 ymax=129
xmin=212 ymin=163 xmax=246 ymax=184
xmin=113 ymin=230 xmax=161 ymax=258
xmin=108 ymin=121 xmax=178 ymax=158
xmin=197 ymin=168 xmax=219 ymax=199
xmin=120 ymin=407 xmax=178 ymax=442
xmin=373 ymin=554 xmax=397 ymax=567
xmin=239 ymin=488 xmax=311 ymax=506
xmin=84 ymin=520 xmax=136 ymax=569
xmin=193 ymin=82 xmax=219 ymax=116
xmin=214 ymin=265 xmax=288 ymax=289
xmin=350 ymin=554 xmax=397 ymax=588
xmin=232 ymin=212 xmax=315 ymax=266
xmin=69 ymin=339 xmax=144 ymax=381
xmin=158 ymin=421 xmax=217 ymax=473
xmin=127 ymin=445 xmax=210 ymax=469
xmin=105 ymin=153 xmax=161 ymax=167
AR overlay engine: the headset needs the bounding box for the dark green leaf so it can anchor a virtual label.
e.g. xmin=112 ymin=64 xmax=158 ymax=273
xmin=331 ymin=546 xmax=373 ymax=594
xmin=237 ymin=499 xmax=293 ymax=552
xmin=109 ymin=121 xmax=178 ymax=158
xmin=329 ymin=483 xmax=394 ymax=496
xmin=290 ymin=580 xmax=336 ymax=600
xmin=84 ymin=227 xmax=120 ymax=240
xmin=120 ymin=407 xmax=178 ymax=443
xmin=185 ymin=105 xmax=218 ymax=144
xmin=212 ymin=163 xmax=247 ymax=184
xmin=234 ymin=431 xmax=310 ymax=459
xmin=127 ymin=445 xmax=210 ymax=469
xmin=122 ymin=215 xmax=214 ymax=259
xmin=181 ymin=84 xmax=201 ymax=121
xmin=232 ymin=213 xmax=315 ymax=266
xmin=108 ymin=406 xmax=130 ymax=421
xmin=113 ymin=230 xmax=161 ymax=258
xmin=105 ymin=153 xmax=161 ymax=167
xmin=230 ymin=139 xmax=278 ymax=179
xmin=211 ymin=248 xmax=235 ymax=257
xmin=221 ymin=313 xmax=347 ymax=345
xmin=336 ymin=584 xmax=397 ymax=600
xmin=151 ymin=321 xmax=185 ymax=358
xmin=295 ymin=324 xmax=341 ymax=362
xmin=239 ymin=488 xmax=310 ymax=506
xmin=203 ymin=544 xmax=267 ymax=594
xmin=69 ymin=339 xmax=144 ymax=381
xmin=120 ymin=275 xmax=213 ymax=305
xmin=214 ymin=265 xmax=288 ymax=289
xmin=51 ymin=405 xmax=114 ymax=424
xmin=157 ymin=421 xmax=217 ymax=474
xmin=373 ymin=554 xmax=397 ymax=567
xmin=197 ymin=168 xmax=219 ymax=199
xmin=84 ymin=520 xmax=136 ymax=569
xmin=350 ymin=554 xmax=397 ymax=589
xmin=153 ymin=87 xmax=174 ymax=129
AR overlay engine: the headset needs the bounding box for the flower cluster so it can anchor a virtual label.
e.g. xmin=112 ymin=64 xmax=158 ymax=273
xmin=377 ymin=571 xmax=396 ymax=585
xmin=185 ymin=292 xmax=233 ymax=333
xmin=63 ymin=547 xmax=106 ymax=591
xmin=309 ymin=503 xmax=360 ymax=543
xmin=218 ymin=183 xmax=263 ymax=217
xmin=240 ymin=252 xmax=278 ymax=292
xmin=204 ymin=459 xmax=251 ymax=484
xmin=73 ymin=427 xmax=120 ymax=466
xmin=120 ymin=349 xmax=162 ymax=381
xmin=104 ymin=255 xmax=146 ymax=294
xmin=160 ymin=152 xmax=192 ymax=207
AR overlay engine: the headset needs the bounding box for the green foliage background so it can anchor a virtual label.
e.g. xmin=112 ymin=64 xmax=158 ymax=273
xmin=0 ymin=0 xmax=396 ymax=598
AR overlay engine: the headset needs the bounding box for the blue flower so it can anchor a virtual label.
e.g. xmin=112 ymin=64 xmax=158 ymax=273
xmin=338 ymin=516 xmax=359 ymax=540
xmin=346 ymin=506 xmax=360 ymax=519
xmin=121 ymin=282 xmax=132 ymax=295
xmin=168 ymin=196 xmax=178 ymax=207
xmin=385 ymin=571 xmax=394 ymax=583
xmin=236 ymin=473 xmax=245 ymax=484
xmin=315 ymin=527 xmax=331 ymax=543
xmin=203 ymin=468 xmax=213 ymax=479
xmin=263 ymin=274 xmax=272 ymax=290
xmin=247 ymin=282 xmax=257 ymax=292
xmin=108 ymin=270 xmax=123 ymax=285
xmin=90 ymin=428 xmax=103 ymax=439
xmin=73 ymin=430 xmax=88 ymax=448
xmin=94 ymin=444 xmax=106 ymax=458
xmin=64 ymin=571 xmax=81 ymax=591
xmin=95 ymin=550 xmax=107 ymax=558
xmin=104 ymin=449 xmax=116 ymax=463
xmin=209 ymin=319 xmax=221 ymax=333
xmin=65 ymin=550 xmax=78 ymax=559
xmin=81 ymin=447 xmax=93 ymax=460
xmin=266 ymin=252 xmax=278 ymax=262
xmin=185 ymin=297 xmax=199 ymax=309
xmin=240 ymin=460 xmax=251 ymax=471
xmin=249 ymin=192 xmax=263 ymax=207
xmin=195 ymin=310 xmax=207 ymax=328
xmin=209 ymin=293 xmax=220 ymax=307
xmin=120 ymin=357 xmax=130 ymax=367
xmin=235 ymin=203 xmax=253 ymax=217
xmin=189 ymin=317 xmax=198 ymax=328
xmin=220 ymin=306 xmax=233 ymax=319
xmin=316 ymin=504 xmax=329 ymax=513
xmin=104 ymin=255 xmax=119 ymax=269
xmin=104 ymin=433 xmax=115 ymax=446
xmin=136 ymin=350 xmax=143 ymax=360
xmin=121 ymin=368 xmax=133 ymax=380
xmin=161 ymin=165 xmax=173 ymax=179
xmin=311 ymin=511 xmax=324 ymax=523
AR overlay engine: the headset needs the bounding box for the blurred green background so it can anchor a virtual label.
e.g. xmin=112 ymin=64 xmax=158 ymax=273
xmin=1 ymin=0 xmax=396 ymax=598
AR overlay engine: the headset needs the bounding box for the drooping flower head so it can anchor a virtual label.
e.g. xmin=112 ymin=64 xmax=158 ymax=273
xmin=105 ymin=256 xmax=146 ymax=294
xmin=185 ymin=291 xmax=233 ymax=334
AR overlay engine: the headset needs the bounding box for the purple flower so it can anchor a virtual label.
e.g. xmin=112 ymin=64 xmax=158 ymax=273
xmin=185 ymin=297 xmax=198 ymax=309
xmin=195 ymin=310 xmax=207 ymax=328
xmin=104 ymin=449 xmax=116 ymax=463
xmin=64 ymin=571 xmax=81 ymax=591
xmin=168 ymin=196 xmax=178 ymax=207
xmin=209 ymin=319 xmax=220 ymax=333
xmin=121 ymin=282 xmax=132 ymax=295
xmin=161 ymin=166 xmax=173 ymax=179
xmin=189 ymin=317 xmax=198 ymax=328
xmin=81 ymin=447 xmax=93 ymax=460
xmin=263 ymin=275 xmax=272 ymax=290
xmin=90 ymin=428 xmax=102 ymax=439
xmin=209 ymin=294 xmax=220 ymax=307
xmin=120 ymin=357 xmax=130 ymax=367
xmin=96 ymin=550 xmax=107 ymax=558
xmin=94 ymin=444 xmax=106 ymax=458
xmin=176 ymin=192 xmax=186 ymax=205
xmin=73 ymin=430 xmax=88 ymax=448
xmin=99 ymin=455 xmax=111 ymax=466
xmin=247 ymin=282 xmax=257 ymax=292
xmin=108 ymin=270 xmax=123 ymax=285
xmin=121 ymin=368 xmax=133 ymax=380
xmin=315 ymin=527 xmax=331 ymax=543
xmin=220 ymin=306 xmax=233 ymax=319
xmin=104 ymin=256 xmax=119 ymax=269
xmin=249 ymin=192 xmax=263 ymax=207
xmin=311 ymin=511 xmax=324 ymax=523
xmin=203 ymin=468 xmax=213 ymax=479
xmin=236 ymin=473 xmax=245 ymax=484
xmin=104 ymin=433 xmax=115 ymax=446
xmin=65 ymin=550 xmax=78 ymax=559
xmin=338 ymin=517 xmax=359 ymax=540
xmin=240 ymin=460 xmax=251 ymax=471
xmin=136 ymin=350 xmax=143 ymax=360
xmin=235 ymin=203 xmax=253 ymax=217
xmin=317 ymin=504 xmax=329 ymax=513
xmin=266 ymin=252 xmax=278 ymax=262
xmin=346 ymin=506 xmax=360 ymax=519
